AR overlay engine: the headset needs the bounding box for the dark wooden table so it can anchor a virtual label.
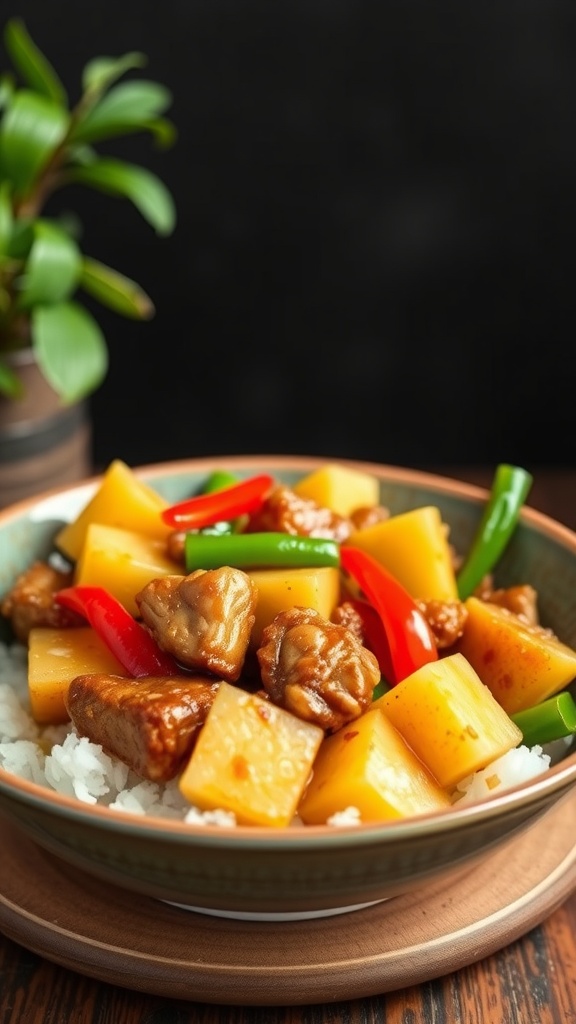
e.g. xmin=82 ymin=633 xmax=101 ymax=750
xmin=2 ymin=465 xmax=576 ymax=1024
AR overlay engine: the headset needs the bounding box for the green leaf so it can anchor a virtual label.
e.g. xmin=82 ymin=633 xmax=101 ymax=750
xmin=82 ymin=52 xmax=147 ymax=96
xmin=64 ymin=141 xmax=98 ymax=167
xmin=0 ymin=74 xmax=15 ymax=111
xmin=69 ymin=116 xmax=176 ymax=151
xmin=0 ymin=358 xmax=24 ymax=399
xmin=66 ymin=158 xmax=176 ymax=235
xmin=0 ymin=90 xmax=69 ymax=194
xmin=18 ymin=220 xmax=82 ymax=307
xmin=134 ymin=117 xmax=177 ymax=149
xmin=3 ymin=18 xmax=68 ymax=106
xmin=79 ymin=256 xmax=155 ymax=319
xmin=32 ymin=301 xmax=108 ymax=402
xmin=0 ymin=183 xmax=13 ymax=255
xmin=70 ymin=80 xmax=173 ymax=144
xmin=7 ymin=218 xmax=34 ymax=260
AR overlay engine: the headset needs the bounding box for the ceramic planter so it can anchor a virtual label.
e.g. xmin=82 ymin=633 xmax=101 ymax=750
xmin=0 ymin=350 xmax=92 ymax=509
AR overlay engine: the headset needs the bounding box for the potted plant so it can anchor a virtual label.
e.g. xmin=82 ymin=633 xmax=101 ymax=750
xmin=0 ymin=17 xmax=176 ymax=505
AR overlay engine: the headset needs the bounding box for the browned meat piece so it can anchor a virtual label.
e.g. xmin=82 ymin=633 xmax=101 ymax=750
xmin=257 ymin=606 xmax=380 ymax=732
xmin=349 ymin=504 xmax=390 ymax=530
xmin=473 ymin=577 xmax=540 ymax=626
xmin=335 ymin=594 xmax=468 ymax=652
xmin=485 ymin=584 xmax=540 ymax=626
xmin=166 ymin=530 xmax=187 ymax=565
xmin=331 ymin=600 xmax=365 ymax=642
xmin=417 ymin=598 xmax=469 ymax=649
xmin=246 ymin=485 xmax=353 ymax=542
xmin=136 ymin=566 xmax=258 ymax=681
xmin=66 ymin=673 xmax=221 ymax=782
xmin=473 ymin=574 xmax=495 ymax=601
xmin=0 ymin=560 xmax=83 ymax=642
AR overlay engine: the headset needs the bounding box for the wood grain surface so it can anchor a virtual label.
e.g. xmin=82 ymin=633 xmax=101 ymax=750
xmin=1 ymin=465 xmax=576 ymax=1023
xmin=2 ymin=897 xmax=576 ymax=1023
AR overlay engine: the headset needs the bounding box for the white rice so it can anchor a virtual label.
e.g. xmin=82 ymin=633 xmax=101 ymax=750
xmin=0 ymin=641 xmax=555 ymax=825
xmin=453 ymin=744 xmax=551 ymax=807
xmin=0 ymin=641 xmax=223 ymax=823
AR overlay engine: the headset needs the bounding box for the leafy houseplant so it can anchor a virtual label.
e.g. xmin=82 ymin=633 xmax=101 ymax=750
xmin=0 ymin=17 xmax=176 ymax=405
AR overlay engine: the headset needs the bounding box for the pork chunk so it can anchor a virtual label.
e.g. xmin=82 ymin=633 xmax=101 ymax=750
xmin=246 ymin=485 xmax=353 ymax=542
xmin=484 ymin=584 xmax=540 ymax=626
xmin=136 ymin=566 xmax=258 ymax=681
xmin=349 ymin=504 xmax=390 ymax=530
xmin=0 ymin=560 xmax=83 ymax=642
xmin=257 ymin=606 xmax=380 ymax=732
xmin=417 ymin=598 xmax=469 ymax=649
xmin=66 ymin=673 xmax=221 ymax=781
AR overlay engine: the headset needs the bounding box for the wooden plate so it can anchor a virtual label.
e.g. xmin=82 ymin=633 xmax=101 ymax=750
xmin=1 ymin=791 xmax=576 ymax=1005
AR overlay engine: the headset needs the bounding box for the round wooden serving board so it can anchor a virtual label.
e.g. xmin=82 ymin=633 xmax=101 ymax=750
xmin=1 ymin=791 xmax=576 ymax=1006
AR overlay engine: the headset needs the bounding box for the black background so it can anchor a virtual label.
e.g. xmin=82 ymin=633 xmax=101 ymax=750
xmin=3 ymin=1 xmax=576 ymax=472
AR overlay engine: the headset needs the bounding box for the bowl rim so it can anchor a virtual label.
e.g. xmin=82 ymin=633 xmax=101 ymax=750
xmin=3 ymin=452 xmax=576 ymax=548
xmin=1 ymin=741 xmax=576 ymax=847
xmin=1 ymin=452 xmax=576 ymax=844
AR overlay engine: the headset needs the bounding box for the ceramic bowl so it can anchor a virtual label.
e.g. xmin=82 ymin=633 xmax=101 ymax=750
xmin=1 ymin=455 xmax=576 ymax=921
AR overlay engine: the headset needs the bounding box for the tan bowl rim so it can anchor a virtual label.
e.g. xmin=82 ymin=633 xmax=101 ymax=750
xmin=1 ymin=745 xmax=576 ymax=845
xmin=3 ymin=452 xmax=576 ymax=548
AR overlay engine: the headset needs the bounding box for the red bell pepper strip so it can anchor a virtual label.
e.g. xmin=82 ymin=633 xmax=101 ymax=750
xmin=55 ymin=585 xmax=180 ymax=677
xmin=339 ymin=546 xmax=438 ymax=684
xmin=345 ymin=597 xmax=395 ymax=685
xmin=161 ymin=473 xmax=275 ymax=529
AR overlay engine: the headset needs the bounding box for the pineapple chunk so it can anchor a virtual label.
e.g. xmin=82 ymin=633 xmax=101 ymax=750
xmin=56 ymin=459 xmax=172 ymax=562
xmin=28 ymin=626 xmax=127 ymax=724
xmin=347 ymin=506 xmax=458 ymax=601
xmin=293 ymin=463 xmax=380 ymax=516
xmin=179 ymin=682 xmax=324 ymax=827
xmin=298 ymin=708 xmax=451 ymax=825
xmin=457 ymin=596 xmax=576 ymax=715
xmin=247 ymin=566 xmax=341 ymax=647
xmin=75 ymin=523 xmax=182 ymax=616
xmin=374 ymin=652 xmax=522 ymax=789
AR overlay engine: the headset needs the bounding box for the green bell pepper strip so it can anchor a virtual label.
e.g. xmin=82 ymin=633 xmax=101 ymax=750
xmin=203 ymin=470 xmax=240 ymax=493
xmin=339 ymin=545 xmax=438 ymax=685
xmin=185 ymin=532 xmax=340 ymax=571
xmin=198 ymin=470 xmax=241 ymax=535
xmin=372 ymin=678 xmax=390 ymax=700
xmin=456 ymin=464 xmax=534 ymax=600
xmin=511 ymin=692 xmax=576 ymax=747
xmin=161 ymin=473 xmax=275 ymax=529
xmin=55 ymin=585 xmax=180 ymax=677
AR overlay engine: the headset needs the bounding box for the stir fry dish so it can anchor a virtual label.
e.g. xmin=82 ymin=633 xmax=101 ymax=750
xmin=2 ymin=459 xmax=576 ymax=828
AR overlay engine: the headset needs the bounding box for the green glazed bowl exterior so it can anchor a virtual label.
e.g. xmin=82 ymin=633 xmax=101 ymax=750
xmin=1 ymin=455 xmax=576 ymax=918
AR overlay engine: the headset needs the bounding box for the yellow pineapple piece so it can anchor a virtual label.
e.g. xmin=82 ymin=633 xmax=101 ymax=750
xmin=293 ymin=463 xmax=380 ymax=516
xmin=28 ymin=626 xmax=127 ymax=724
xmin=347 ymin=505 xmax=458 ymax=601
xmin=56 ymin=459 xmax=172 ymax=562
xmin=75 ymin=522 xmax=182 ymax=616
xmin=457 ymin=596 xmax=576 ymax=715
xmin=247 ymin=566 xmax=341 ymax=647
xmin=298 ymin=708 xmax=451 ymax=825
xmin=375 ymin=652 xmax=522 ymax=789
xmin=179 ymin=682 xmax=324 ymax=827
